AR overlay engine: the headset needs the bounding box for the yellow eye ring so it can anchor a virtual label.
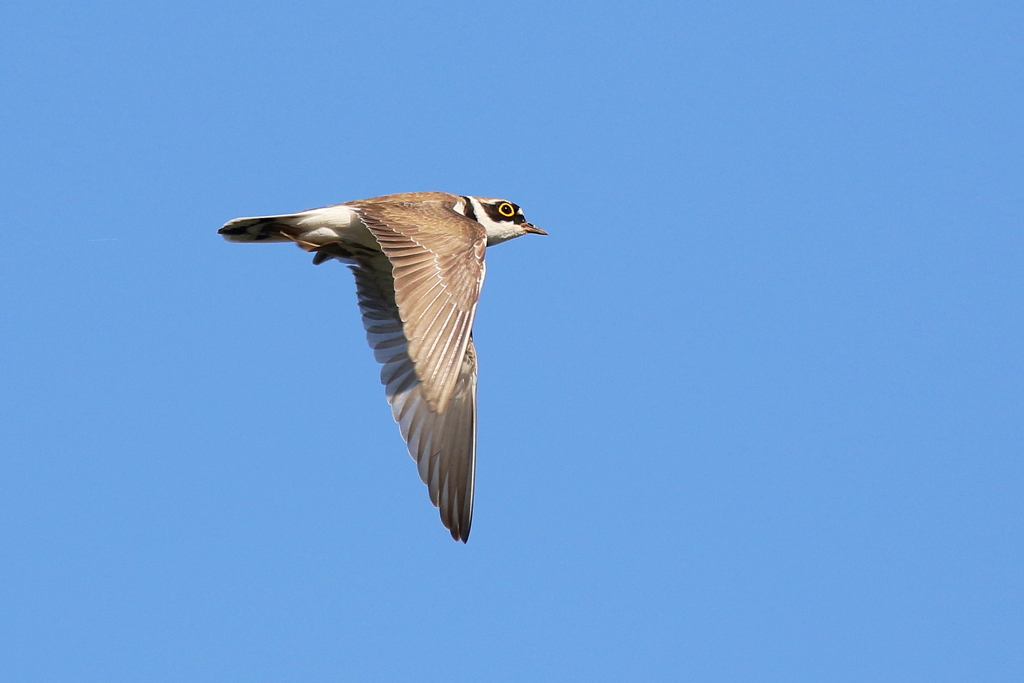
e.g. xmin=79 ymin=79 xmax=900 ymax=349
xmin=498 ymin=202 xmax=515 ymax=217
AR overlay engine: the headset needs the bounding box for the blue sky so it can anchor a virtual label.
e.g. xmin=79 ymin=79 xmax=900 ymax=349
xmin=1 ymin=1 xmax=1021 ymax=680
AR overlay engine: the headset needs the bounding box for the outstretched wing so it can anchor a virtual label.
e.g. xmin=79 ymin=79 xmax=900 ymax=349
xmin=351 ymin=253 xmax=477 ymax=542
xmin=352 ymin=199 xmax=487 ymax=414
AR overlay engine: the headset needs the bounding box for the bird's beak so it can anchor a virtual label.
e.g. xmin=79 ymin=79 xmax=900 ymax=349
xmin=523 ymin=222 xmax=548 ymax=235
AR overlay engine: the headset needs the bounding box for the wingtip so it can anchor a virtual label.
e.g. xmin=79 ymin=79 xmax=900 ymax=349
xmin=445 ymin=515 xmax=471 ymax=543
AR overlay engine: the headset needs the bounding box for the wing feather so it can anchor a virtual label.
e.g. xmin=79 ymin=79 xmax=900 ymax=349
xmin=350 ymin=254 xmax=477 ymax=542
xmin=353 ymin=199 xmax=486 ymax=413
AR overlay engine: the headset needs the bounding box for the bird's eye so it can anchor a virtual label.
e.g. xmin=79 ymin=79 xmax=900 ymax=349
xmin=497 ymin=202 xmax=515 ymax=217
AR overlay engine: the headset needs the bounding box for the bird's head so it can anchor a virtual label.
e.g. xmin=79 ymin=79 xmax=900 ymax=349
xmin=461 ymin=196 xmax=547 ymax=246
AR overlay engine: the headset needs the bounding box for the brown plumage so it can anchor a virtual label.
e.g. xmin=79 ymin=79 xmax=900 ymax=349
xmin=219 ymin=191 xmax=545 ymax=542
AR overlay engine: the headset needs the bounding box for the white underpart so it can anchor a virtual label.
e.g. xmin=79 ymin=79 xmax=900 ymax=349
xmin=292 ymin=204 xmax=377 ymax=248
xmin=467 ymin=196 xmax=527 ymax=246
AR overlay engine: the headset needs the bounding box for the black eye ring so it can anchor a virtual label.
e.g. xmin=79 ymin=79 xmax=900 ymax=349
xmin=498 ymin=202 xmax=515 ymax=217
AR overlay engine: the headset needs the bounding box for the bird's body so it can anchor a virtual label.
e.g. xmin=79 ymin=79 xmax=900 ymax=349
xmin=219 ymin=192 xmax=545 ymax=542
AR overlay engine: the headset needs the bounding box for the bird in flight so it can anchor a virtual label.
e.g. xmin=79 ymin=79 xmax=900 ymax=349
xmin=219 ymin=192 xmax=547 ymax=542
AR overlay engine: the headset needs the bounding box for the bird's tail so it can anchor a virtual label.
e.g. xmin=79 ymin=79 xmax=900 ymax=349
xmin=218 ymin=214 xmax=301 ymax=243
